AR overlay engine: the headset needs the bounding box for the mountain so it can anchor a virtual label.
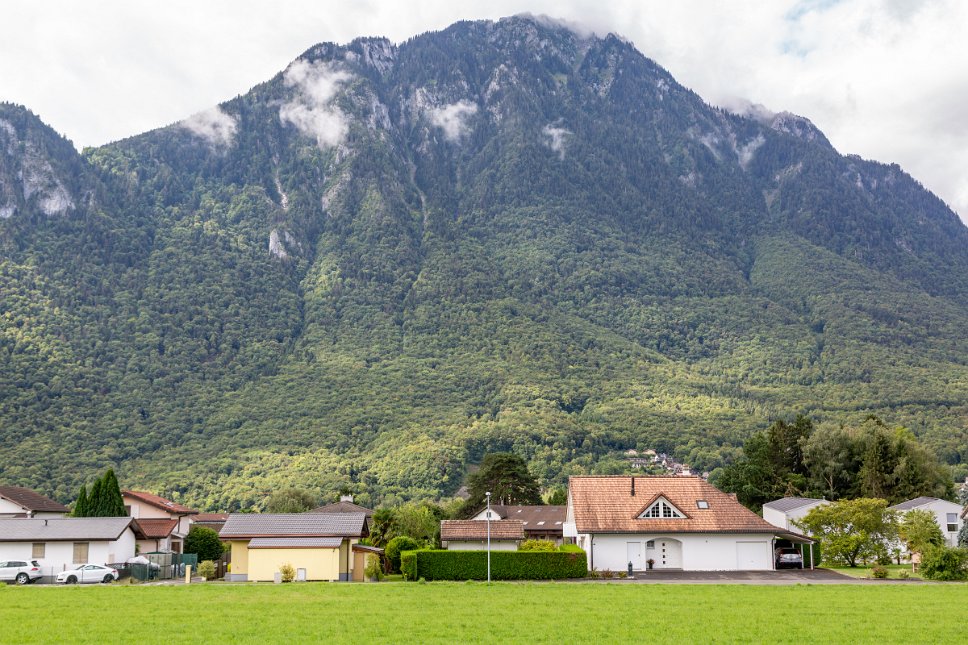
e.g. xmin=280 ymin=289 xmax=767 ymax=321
xmin=1 ymin=16 xmax=966 ymax=509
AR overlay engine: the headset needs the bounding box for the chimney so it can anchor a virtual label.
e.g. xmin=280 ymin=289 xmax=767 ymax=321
xmin=340 ymin=494 xmax=354 ymax=503
xmin=45 ymin=519 xmax=48 ymax=526
xmin=630 ymin=477 xmax=635 ymax=496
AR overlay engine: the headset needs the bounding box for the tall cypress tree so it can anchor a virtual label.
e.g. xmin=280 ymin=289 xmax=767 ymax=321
xmin=101 ymin=469 xmax=127 ymax=516
xmin=72 ymin=485 xmax=89 ymax=517
xmin=87 ymin=478 xmax=104 ymax=517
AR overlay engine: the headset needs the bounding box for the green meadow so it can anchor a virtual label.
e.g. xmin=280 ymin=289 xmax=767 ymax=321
xmin=1 ymin=581 xmax=965 ymax=644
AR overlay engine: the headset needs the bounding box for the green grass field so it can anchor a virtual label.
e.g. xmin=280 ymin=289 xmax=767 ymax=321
xmin=825 ymin=565 xmax=921 ymax=580
xmin=2 ymin=581 xmax=965 ymax=644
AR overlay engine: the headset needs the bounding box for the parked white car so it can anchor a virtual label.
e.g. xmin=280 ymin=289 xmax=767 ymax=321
xmin=0 ymin=560 xmax=43 ymax=584
xmin=56 ymin=564 xmax=119 ymax=584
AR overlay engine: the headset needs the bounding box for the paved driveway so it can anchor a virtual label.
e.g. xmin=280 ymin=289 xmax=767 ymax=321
xmin=619 ymin=569 xmax=927 ymax=584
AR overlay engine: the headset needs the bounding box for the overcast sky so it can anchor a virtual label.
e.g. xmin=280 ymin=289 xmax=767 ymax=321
xmin=3 ymin=0 xmax=966 ymax=224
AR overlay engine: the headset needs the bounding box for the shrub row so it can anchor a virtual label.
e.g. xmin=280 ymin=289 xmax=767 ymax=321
xmin=400 ymin=549 xmax=587 ymax=581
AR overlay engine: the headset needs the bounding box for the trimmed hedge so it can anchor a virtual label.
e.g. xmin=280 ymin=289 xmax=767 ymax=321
xmin=401 ymin=549 xmax=587 ymax=581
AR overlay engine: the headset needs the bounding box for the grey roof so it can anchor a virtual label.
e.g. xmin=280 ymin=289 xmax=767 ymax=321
xmin=220 ymin=513 xmax=367 ymax=539
xmin=248 ymin=537 xmax=343 ymax=549
xmin=889 ymin=497 xmax=943 ymax=511
xmin=0 ymin=486 xmax=70 ymax=513
xmin=762 ymin=497 xmax=826 ymax=513
xmin=0 ymin=517 xmax=132 ymax=542
xmin=309 ymin=500 xmax=373 ymax=516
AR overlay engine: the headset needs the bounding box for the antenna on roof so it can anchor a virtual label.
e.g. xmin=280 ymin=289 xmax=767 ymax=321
xmin=630 ymin=477 xmax=635 ymax=496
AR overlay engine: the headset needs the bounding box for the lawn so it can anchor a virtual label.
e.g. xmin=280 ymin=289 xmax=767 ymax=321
xmin=825 ymin=564 xmax=920 ymax=580
xmin=1 ymin=581 xmax=965 ymax=644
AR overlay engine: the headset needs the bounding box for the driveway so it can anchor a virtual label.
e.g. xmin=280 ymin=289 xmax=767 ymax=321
xmin=623 ymin=569 xmax=925 ymax=585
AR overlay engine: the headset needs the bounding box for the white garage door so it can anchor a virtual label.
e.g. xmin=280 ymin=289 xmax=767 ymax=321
xmin=736 ymin=541 xmax=770 ymax=570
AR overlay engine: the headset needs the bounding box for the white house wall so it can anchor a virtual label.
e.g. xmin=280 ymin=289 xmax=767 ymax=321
xmin=583 ymin=533 xmax=774 ymax=571
xmin=445 ymin=540 xmax=518 ymax=551
xmin=764 ymin=503 xmax=825 ymax=532
xmin=902 ymin=500 xmax=964 ymax=547
xmin=0 ymin=498 xmax=27 ymax=515
xmin=0 ymin=529 xmax=137 ymax=580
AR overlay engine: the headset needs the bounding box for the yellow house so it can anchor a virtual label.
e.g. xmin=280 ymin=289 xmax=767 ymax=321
xmin=219 ymin=513 xmax=369 ymax=582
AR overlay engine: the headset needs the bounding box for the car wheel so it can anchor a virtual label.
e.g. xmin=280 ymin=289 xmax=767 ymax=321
xmin=102 ymin=574 xmax=114 ymax=583
xmin=15 ymin=573 xmax=29 ymax=585
xmin=66 ymin=575 xmax=77 ymax=584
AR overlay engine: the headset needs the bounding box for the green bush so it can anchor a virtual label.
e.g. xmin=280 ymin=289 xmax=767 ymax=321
xmin=279 ymin=562 xmax=296 ymax=583
xmin=920 ymin=546 xmax=968 ymax=581
xmin=404 ymin=549 xmax=587 ymax=581
xmin=519 ymin=539 xmax=557 ymax=552
xmin=558 ymin=544 xmax=583 ymax=553
xmin=400 ymin=550 xmax=419 ymax=581
xmin=364 ymin=553 xmax=383 ymax=581
xmin=386 ymin=536 xmax=421 ymax=574
xmin=871 ymin=564 xmax=889 ymax=578
xmin=184 ymin=525 xmax=226 ymax=562
xmin=197 ymin=560 xmax=217 ymax=580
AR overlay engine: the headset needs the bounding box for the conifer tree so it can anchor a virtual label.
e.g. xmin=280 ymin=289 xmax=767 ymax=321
xmin=101 ymin=469 xmax=127 ymax=516
xmin=72 ymin=485 xmax=89 ymax=517
xmin=86 ymin=478 xmax=104 ymax=517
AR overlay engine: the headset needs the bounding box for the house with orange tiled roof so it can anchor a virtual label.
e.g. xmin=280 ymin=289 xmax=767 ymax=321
xmin=564 ymin=476 xmax=812 ymax=572
xmin=122 ymin=491 xmax=198 ymax=554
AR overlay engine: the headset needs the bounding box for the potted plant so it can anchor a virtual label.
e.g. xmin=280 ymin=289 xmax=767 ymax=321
xmin=647 ymin=558 xmax=655 ymax=570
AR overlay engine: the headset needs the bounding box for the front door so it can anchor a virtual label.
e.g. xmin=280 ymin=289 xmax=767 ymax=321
xmin=626 ymin=542 xmax=643 ymax=571
xmin=648 ymin=539 xmax=683 ymax=569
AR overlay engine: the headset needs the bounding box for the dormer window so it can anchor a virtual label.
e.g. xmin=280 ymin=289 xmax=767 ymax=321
xmin=638 ymin=497 xmax=685 ymax=519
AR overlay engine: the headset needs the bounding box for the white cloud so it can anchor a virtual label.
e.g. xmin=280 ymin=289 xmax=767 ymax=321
xmin=180 ymin=106 xmax=237 ymax=147
xmin=542 ymin=124 xmax=571 ymax=159
xmin=1 ymin=1 xmax=966 ymax=223
xmin=428 ymin=100 xmax=478 ymax=142
xmin=279 ymin=59 xmax=352 ymax=149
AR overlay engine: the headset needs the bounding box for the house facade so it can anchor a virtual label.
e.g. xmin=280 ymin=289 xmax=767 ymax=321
xmin=469 ymin=505 xmax=567 ymax=544
xmin=219 ymin=513 xmax=368 ymax=582
xmin=0 ymin=486 xmax=70 ymax=518
xmin=0 ymin=517 xmax=137 ymax=580
xmin=889 ymin=497 xmax=964 ymax=547
xmin=565 ymin=476 xmax=811 ymax=572
xmin=440 ymin=520 xmax=524 ymax=550
xmin=762 ymin=497 xmax=828 ymax=532
xmin=122 ymin=490 xmax=198 ymax=553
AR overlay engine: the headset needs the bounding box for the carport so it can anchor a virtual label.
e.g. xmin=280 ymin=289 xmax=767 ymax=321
xmin=771 ymin=530 xmax=816 ymax=570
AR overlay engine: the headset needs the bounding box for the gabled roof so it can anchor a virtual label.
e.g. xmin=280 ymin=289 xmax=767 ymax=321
xmin=219 ymin=513 xmax=368 ymax=539
xmin=248 ymin=537 xmax=343 ymax=549
xmin=309 ymin=501 xmax=373 ymax=516
xmin=0 ymin=486 xmax=70 ymax=513
xmin=888 ymin=496 xmax=955 ymax=511
xmin=441 ymin=520 xmax=525 ymax=541
xmin=569 ymin=476 xmax=809 ymax=538
xmin=133 ymin=518 xmax=178 ymax=540
xmin=193 ymin=513 xmax=229 ymax=523
xmin=0 ymin=517 xmax=133 ymax=542
xmin=475 ymin=505 xmax=566 ymax=531
xmin=122 ymin=491 xmax=198 ymax=515
xmin=763 ymin=497 xmax=827 ymax=513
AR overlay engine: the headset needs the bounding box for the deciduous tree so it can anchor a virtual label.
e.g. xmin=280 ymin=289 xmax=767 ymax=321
xmin=796 ymin=498 xmax=898 ymax=567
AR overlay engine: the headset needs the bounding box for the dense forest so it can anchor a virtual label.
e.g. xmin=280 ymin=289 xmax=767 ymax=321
xmin=1 ymin=17 xmax=966 ymax=510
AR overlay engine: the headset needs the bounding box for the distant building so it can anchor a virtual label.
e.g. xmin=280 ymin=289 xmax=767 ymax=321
xmin=0 ymin=486 xmax=70 ymax=518
xmin=890 ymin=497 xmax=964 ymax=548
xmin=762 ymin=497 xmax=828 ymax=533
xmin=469 ymin=505 xmax=567 ymax=543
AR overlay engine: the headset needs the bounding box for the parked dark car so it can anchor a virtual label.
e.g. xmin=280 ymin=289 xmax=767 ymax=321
xmin=774 ymin=548 xmax=804 ymax=569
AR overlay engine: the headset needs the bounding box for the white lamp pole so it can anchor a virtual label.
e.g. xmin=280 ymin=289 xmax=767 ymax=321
xmin=486 ymin=491 xmax=491 ymax=583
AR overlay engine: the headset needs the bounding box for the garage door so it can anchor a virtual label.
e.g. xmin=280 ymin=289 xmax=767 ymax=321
xmin=736 ymin=541 xmax=769 ymax=570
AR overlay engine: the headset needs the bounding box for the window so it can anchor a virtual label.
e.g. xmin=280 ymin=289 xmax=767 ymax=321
xmin=639 ymin=498 xmax=685 ymax=519
xmin=31 ymin=543 xmax=45 ymax=559
xmin=696 ymin=500 xmax=709 ymax=509
xmin=72 ymin=542 xmax=89 ymax=564
xmin=947 ymin=513 xmax=959 ymax=533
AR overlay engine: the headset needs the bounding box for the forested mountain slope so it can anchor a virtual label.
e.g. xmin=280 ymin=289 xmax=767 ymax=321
xmin=1 ymin=17 xmax=966 ymax=509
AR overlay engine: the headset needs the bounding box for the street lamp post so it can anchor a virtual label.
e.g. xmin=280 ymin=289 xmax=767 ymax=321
xmin=486 ymin=491 xmax=491 ymax=584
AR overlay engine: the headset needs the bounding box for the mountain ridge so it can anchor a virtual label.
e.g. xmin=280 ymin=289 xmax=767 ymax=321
xmin=1 ymin=16 xmax=965 ymax=509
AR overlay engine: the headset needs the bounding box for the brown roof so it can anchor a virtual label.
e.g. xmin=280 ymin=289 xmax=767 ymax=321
xmin=123 ymin=491 xmax=198 ymax=515
xmin=569 ymin=476 xmax=806 ymax=537
xmin=480 ymin=505 xmax=566 ymax=532
xmin=0 ymin=486 xmax=69 ymax=513
xmin=193 ymin=513 xmax=229 ymax=523
xmin=133 ymin=518 xmax=178 ymax=539
xmin=440 ymin=520 xmax=525 ymax=541
xmin=309 ymin=501 xmax=373 ymax=516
